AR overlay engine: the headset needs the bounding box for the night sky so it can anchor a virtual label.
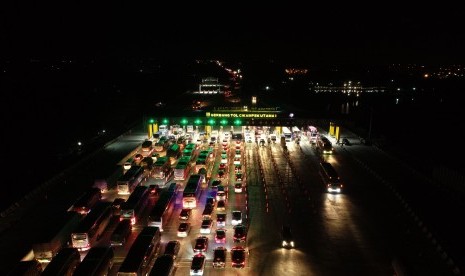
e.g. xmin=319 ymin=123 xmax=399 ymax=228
xmin=2 ymin=3 xmax=465 ymax=65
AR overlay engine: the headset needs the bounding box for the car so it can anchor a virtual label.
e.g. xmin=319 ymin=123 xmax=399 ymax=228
xmin=231 ymin=246 xmax=247 ymax=268
xmin=194 ymin=236 xmax=208 ymax=253
xmin=234 ymin=183 xmax=243 ymax=193
xmin=200 ymin=219 xmax=213 ymax=234
xmin=233 ymin=224 xmax=247 ymax=243
xmin=222 ymin=139 xmax=228 ymax=146
xmin=202 ymin=204 xmax=214 ymax=219
xmin=211 ymin=180 xmax=222 ymax=189
xmin=232 ymin=210 xmax=242 ymax=226
xmin=190 ymin=253 xmax=206 ymax=276
xmin=164 ymin=240 xmax=181 ymax=259
xmin=123 ymin=162 xmax=132 ymax=170
xmin=234 ymin=165 xmax=242 ymax=173
xmin=235 ymin=173 xmax=243 ymax=182
xmin=219 ymin=163 xmax=227 ymax=170
xmin=206 ymin=196 xmax=215 ymax=206
xmin=177 ymin=222 xmax=191 ymax=237
xmin=217 ymin=169 xmax=225 ymax=178
xmin=216 ymin=190 xmax=226 ymax=201
xmin=148 ymin=184 xmax=161 ymax=196
xmin=282 ymin=225 xmax=295 ymax=248
xmin=233 ymin=157 xmax=241 ymax=165
xmin=235 ymin=150 xmax=241 ymax=158
xmin=216 ymin=213 xmax=226 ymax=227
xmin=212 ymin=247 xmax=227 ymax=269
xmin=342 ymin=138 xmax=351 ymax=146
xmin=111 ymin=197 xmax=126 ymax=215
xmin=215 ymin=229 xmax=227 ymax=243
xmin=179 ymin=209 xmax=192 ymax=220
xmin=134 ymin=153 xmax=143 ymax=163
xmin=110 ymin=219 xmax=132 ymax=246
xmin=216 ymin=200 xmax=226 ymax=212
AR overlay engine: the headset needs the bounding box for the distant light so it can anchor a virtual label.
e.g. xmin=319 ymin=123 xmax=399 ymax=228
xmin=397 ymin=88 xmax=401 ymax=91
xmin=77 ymin=141 xmax=82 ymax=146
xmin=412 ymin=87 xmax=416 ymax=91
xmin=424 ymin=73 xmax=429 ymax=78
xmin=265 ymin=86 xmax=270 ymax=91
xmin=396 ymin=98 xmax=399 ymax=104
xmin=289 ymin=113 xmax=294 ymax=118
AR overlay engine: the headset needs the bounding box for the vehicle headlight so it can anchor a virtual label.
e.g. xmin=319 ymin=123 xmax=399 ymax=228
xmin=282 ymin=241 xmax=287 ymax=246
xmin=290 ymin=241 xmax=294 ymax=247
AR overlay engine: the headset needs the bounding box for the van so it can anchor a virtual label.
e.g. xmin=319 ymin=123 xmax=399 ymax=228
xmin=202 ymin=203 xmax=214 ymax=219
xmin=110 ymin=219 xmax=132 ymax=246
xmin=164 ymin=240 xmax=181 ymax=259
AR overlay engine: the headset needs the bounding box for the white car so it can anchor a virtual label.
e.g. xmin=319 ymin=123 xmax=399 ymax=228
xmin=200 ymin=219 xmax=213 ymax=234
xmin=234 ymin=183 xmax=243 ymax=193
xmin=177 ymin=222 xmax=190 ymax=238
xmin=216 ymin=213 xmax=226 ymax=228
xmin=231 ymin=210 xmax=242 ymax=226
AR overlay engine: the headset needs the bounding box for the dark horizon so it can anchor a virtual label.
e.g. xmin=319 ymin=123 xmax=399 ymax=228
xmin=2 ymin=4 xmax=465 ymax=65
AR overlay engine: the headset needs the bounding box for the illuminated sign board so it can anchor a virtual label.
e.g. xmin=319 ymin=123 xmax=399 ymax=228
xmin=206 ymin=112 xmax=277 ymax=118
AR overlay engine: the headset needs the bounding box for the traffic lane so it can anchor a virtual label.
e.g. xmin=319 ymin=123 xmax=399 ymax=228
xmin=339 ymin=145 xmax=458 ymax=275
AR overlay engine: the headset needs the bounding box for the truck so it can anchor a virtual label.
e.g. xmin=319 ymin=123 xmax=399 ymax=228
xmin=32 ymin=211 xmax=82 ymax=263
xmin=270 ymin=133 xmax=277 ymax=143
xmin=210 ymin=130 xmax=219 ymax=142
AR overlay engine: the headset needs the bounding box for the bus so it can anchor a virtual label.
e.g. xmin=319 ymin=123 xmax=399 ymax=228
xmin=282 ymin=127 xmax=292 ymax=142
xmin=185 ymin=142 xmax=197 ymax=151
xmin=32 ymin=211 xmax=81 ymax=263
xmin=166 ymin=143 xmax=181 ymax=164
xmin=317 ymin=136 xmax=333 ymax=154
xmin=147 ymin=183 xmax=178 ymax=231
xmin=154 ymin=136 xmax=168 ymax=152
xmin=117 ymin=165 xmax=145 ymax=195
xmin=182 ymin=174 xmax=203 ymax=209
xmin=110 ymin=219 xmax=132 ymax=246
xmin=308 ymin=126 xmax=319 ymax=144
xmin=174 ymin=156 xmax=192 ymax=181
xmin=41 ymin=247 xmax=80 ymax=276
xmin=149 ymin=254 xmax=175 ymax=276
xmin=71 ymin=201 xmax=113 ymax=251
xmin=319 ymin=162 xmax=343 ymax=193
xmin=73 ymin=246 xmax=114 ymax=276
xmin=7 ymin=260 xmax=42 ymax=276
xmin=141 ymin=140 xmax=153 ymax=152
xmin=182 ymin=148 xmax=194 ymax=161
xmin=152 ymin=156 xmax=173 ymax=185
xmin=118 ymin=227 xmax=161 ymax=276
xmin=120 ymin=185 xmax=150 ymax=225
xmin=70 ymin=187 xmax=102 ymax=215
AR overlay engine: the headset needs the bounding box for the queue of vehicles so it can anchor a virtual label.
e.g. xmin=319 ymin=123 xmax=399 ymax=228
xmin=17 ymin=126 xmax=339 ymax=275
